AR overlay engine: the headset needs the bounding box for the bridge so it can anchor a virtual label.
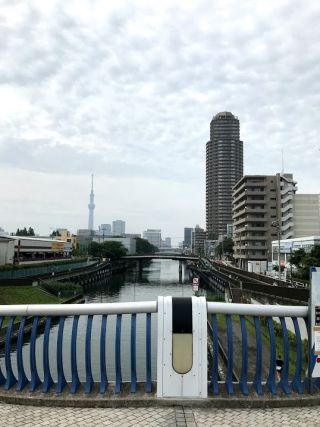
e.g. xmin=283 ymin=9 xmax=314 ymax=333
xmin=0 ymin=266 xmax=319 ymax=408
xmin=123 ymin=254 xmax=198 ymax=261
xmin=123 ymin=254 xmax=198 ymax=280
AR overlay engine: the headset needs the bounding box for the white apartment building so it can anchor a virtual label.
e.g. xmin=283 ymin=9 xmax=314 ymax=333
xmin=293 ymin=194 xmax=320 ymax=237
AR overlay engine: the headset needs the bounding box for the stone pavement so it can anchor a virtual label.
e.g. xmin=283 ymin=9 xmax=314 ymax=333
xmin=1 ymin=403 xmax=320 ymax=426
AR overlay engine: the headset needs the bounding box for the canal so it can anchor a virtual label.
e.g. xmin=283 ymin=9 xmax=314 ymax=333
xmin=4 ymin=259 xmax=206 ymax=384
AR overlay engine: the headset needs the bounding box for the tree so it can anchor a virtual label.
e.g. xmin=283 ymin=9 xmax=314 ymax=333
xmin=16 ymin=227 xmax=35 ymax=236
xmin=215 ymin=237 xmax=234 ymax=259
xmin=288 ymin=248 xmax=306 ymax=269
xmin=50 ymin=230 xmax=61 ymax=237
xmin=88 ymin=241 xmax=102 ymax=257
xmin=100 ymin=241 xmax=127 ymax=259
xmin=135 ymin=237 xmax=158 ymax=254
xmin=289 ymin=245 xmax=320 ymax=280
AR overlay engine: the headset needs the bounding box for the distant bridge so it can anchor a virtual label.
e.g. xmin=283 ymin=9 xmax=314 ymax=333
xmin=123 ymin=254 xmax=198 ymax=262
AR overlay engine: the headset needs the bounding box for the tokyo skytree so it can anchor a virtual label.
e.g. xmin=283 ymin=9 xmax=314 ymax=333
xmin=88 ymin=174 xmax=95 ymax=230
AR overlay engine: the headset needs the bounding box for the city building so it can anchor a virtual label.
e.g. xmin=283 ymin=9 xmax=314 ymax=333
xmin=232 ymin=173 xmax=297 ymax=271
xmin=293 ymin=194 xmax=320 ymax=237
xmin=55 ymin=229 xmax=77 ymax=250
xmin=206 ymin=112 xmax=243 ymax=240
xmin=162 ymin=237 xmax=172 ymax=248
xmin=143 ymin=229 xmax=161 ymax=248
xmin=112 ymin=220 xmax=126 ymax=236
xmin=76 ymin=229 xmax=94 ymax=254
xmin=97 ymin=224 xmax=112 ymax=240
xmin=88 ymin=174 xmax=95 ymax=231
xmin=184 ymin=227 xmax=193 ymax=248
xmin=192 ymin=225 xmax=207 ymax=255
xmin=0 ymin=235 xmax=72 ymax=265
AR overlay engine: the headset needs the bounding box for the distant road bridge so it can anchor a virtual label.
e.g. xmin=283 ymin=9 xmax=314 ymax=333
xmin=123 ymin=254 xmax=198 ymax=262
xmin=123 ymin=254 xmax=198 ymax=280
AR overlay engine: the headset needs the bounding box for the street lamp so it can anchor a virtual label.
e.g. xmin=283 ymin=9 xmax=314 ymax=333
xmin=271 ymin=220 xmax=281 ymax=280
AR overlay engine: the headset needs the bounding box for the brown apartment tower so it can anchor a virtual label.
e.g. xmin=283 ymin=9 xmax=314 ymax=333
xmin=206 ymin=112 xmax=243 ymax=239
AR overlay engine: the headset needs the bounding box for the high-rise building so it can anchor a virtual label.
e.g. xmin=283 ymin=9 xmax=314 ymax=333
xmin=184 ymin=227 xmax=193 ymax=248
xmin=88 ymin=174 xmax=95 ymax=231
xmin=112 ymin=220 xmax=125 ymax=235
xmin=206 ymin=112 xmax=243 ymax=240
xmin=232 ymin=173 xmax=297 ymax=270
xmin=191 ymin=225 xmax=207 ymax=255
xmin=143 ymin=229 xmax=161 ymax=248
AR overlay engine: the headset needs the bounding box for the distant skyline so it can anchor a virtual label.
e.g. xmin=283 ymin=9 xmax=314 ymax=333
xmin=1 ymin=0 xmax=320 ymax=245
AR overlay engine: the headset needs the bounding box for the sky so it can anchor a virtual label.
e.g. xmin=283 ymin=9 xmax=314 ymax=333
xmin=0 ymin=0 xmax=320 ymax=244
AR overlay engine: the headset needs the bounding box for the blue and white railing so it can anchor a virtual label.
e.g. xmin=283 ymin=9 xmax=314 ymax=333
xmin=0 ymin=302 xmax=156 ymax=394
xmin=208 ymin=302 xmax=308 ymax=396
xmin=0 ymin=299 xmax=315 ymax=397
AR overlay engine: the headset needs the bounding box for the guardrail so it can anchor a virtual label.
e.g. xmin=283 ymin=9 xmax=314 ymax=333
xmin=0 ymin=299 xmax=313 ymax=397
xmin=0 ymin=260 xmax=97 ymax=280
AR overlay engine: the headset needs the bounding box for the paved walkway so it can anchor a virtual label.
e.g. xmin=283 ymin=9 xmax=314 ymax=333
xmin=1 ymin=403 xmax=320 ymax=426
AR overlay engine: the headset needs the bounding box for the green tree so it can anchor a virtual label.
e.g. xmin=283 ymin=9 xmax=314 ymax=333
xmin=100 ymin=241 xmax=127 ymax=259
xmin=288 ymin=248 xmax=306 ymax=269
xmin=88 ymin=241 xmax=102 ymax=257
xmin=215 ymin=237 xmax=234 ymax=258
xmin=290 ymin=245 xmax=320 ymax=280
xmin=135 ymin=237 xmax=158 ymax=254
xmin=50 ymin=230 xmax=61 ymax=237
xmin=16 ymin=227 xmax=35 ymax=236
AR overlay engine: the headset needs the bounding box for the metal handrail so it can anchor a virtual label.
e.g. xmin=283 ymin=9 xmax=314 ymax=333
xmin=207 ymin=302 xmax=308 ymax=317
xmin=0 ymin=300 xmax=308 ymax=318
xmin=0 ymin=301 xmax=158 ymax=316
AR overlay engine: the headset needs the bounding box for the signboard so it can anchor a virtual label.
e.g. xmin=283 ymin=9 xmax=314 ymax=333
xmin=192 ymin=277 xmax=199 ymax=285
xmin=192 ymin=284 xmax=199 ymax=292
xmin=51 ymin=241 xmax=64 ymax=252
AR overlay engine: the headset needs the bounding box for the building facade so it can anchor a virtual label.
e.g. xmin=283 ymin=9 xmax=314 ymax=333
xmin=206 ymin=112 xmax=243 ymax=240
xmin=232 ymin=173 xmax=297 ymax=270
xmin=184 ymin=227 xmax=193 ymax=248
xmin=143 ymin=229 xmax=161 ymax=248
xmin=293 ymin=194 xmax=320 ymax=237
xmin=112 ymin=220 xmax=126 ymax=236
xmin=192 ymin=225 xmax=206 ymax=255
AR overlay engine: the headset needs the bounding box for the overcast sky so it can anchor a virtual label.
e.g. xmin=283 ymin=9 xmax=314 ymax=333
xmin=0 ymin=0 xmax=319 ymax=243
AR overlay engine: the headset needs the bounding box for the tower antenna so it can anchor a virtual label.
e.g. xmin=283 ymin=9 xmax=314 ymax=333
xmin=88 ymin=173 xmax=95 ymax=230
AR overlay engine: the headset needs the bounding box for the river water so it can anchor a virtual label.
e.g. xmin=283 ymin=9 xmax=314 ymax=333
xmin=6 ymin=259 xmax=213 ymax=384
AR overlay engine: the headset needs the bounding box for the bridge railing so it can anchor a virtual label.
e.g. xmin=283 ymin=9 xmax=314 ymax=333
xmin=0 ymin=300 xmax=314 ymax=397
xmin=207 ymin=302 xmax=309 ymax=396
xmin=0 ymin=302 xmax=156 ymax=394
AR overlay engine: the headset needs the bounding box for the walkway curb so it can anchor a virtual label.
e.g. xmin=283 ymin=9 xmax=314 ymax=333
xmin=1 ymin=383 xmax=320 ymax=409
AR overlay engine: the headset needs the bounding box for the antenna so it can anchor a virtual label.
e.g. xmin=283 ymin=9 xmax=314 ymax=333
xmin=91 ymin=173 xmax=94 ymax=192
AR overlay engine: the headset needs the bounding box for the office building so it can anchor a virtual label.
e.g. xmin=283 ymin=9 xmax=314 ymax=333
xmin=192 ymin=225 xmax=206 ymax=255
xmin=184 ymin=227 xmax=193 ymax=248
xmin=232 ymin=173 xmax=297 ymax=270
xmin=98 ymin=224 xmax=112 ymax=238
xmin=112 ymin=220 xmax=125 ymax=236
xmin=143 ymin=229 xmax=161 ymax=248
xmin=206 ymin=112 xmax=243 ymax=240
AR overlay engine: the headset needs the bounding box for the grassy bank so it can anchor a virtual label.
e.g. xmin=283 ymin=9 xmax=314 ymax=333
xmin=0 ymin=286 xmax=64 ymax=305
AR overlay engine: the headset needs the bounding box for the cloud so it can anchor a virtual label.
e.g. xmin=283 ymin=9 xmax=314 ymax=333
xmin=0 ymin=0 xmax=320 ymax=238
